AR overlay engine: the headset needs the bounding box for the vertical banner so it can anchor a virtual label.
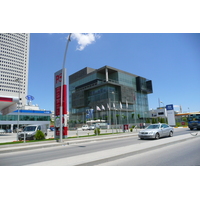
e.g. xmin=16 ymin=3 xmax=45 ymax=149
xmin=86 ymin=109 xmax=94 ymax=119
xmin=54 ymin=68 xmax=68 ymax=139
xmin=166 ymin=104 xmax=176 ymax=126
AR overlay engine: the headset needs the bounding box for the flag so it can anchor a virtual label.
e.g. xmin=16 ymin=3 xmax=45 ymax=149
xmin=96 ymin=106 xmax=101 ymax=111
xmin=120 ymin=102 xmax=122 ymax=109
xmin=107 ymin=103 xmax=110 ymax=110
xmin=126 ymin=100 xmax=128 ymax=108
xmin=102 ymin=105 xmax=105 ymax=110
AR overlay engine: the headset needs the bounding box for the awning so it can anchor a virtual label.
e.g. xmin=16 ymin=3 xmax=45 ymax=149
xmin=0 ymin=95 xmax=19 ymax=115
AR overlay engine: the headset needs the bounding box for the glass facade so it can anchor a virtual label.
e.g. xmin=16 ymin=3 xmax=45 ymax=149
xmin=69 ymin=66 xmax=153 ymax=126
xmin=0 ymin=114 xmax=50 ymax=121
xmin=0 ymin=109 xmax=51 ymax=130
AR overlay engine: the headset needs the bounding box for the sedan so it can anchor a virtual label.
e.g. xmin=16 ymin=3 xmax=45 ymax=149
xmin=0 ymin=129 xmax=6 ymax=133
xmin=138 ymin=123 xmax=174 ymax=140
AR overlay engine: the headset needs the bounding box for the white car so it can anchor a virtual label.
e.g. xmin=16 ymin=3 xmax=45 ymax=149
xmin=0 ymin=129 xmax=6 ymax=133
xmin=138 ymin=123 xmax=174 ymax=140
xmin=82 ymin=125 xmax=89 ymax=131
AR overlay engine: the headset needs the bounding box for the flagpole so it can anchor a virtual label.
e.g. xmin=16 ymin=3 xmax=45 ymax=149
xmin=126 ymin=99 xmax=128 ymax=125
xmin=107 ymin=101 xmax=111 ymax=131
xmin=120 ymin=102 xmax=122 ymax=131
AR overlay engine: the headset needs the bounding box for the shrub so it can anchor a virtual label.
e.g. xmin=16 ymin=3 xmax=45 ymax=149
xmin=94 ymin=128 xmax=100 ymax=135
xmin=34 ymin=130 xmax=45 ymax=140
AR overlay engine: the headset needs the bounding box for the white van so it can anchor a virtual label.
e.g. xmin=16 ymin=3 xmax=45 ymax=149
xmin=18 ymin=124 xmax=48 ymax=140
xmin=82 ymin=125 xmax=89 ymax=131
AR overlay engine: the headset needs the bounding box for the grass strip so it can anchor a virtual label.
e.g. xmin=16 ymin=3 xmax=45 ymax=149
xmin=0 ymin=131 xmax=127 ymax=146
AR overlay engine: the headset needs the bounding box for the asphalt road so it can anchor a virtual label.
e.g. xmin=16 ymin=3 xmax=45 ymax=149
xmin=98 ymin=135 xmax=200 ymax=166
xmin=0 ymin=128 xmax=199 ymax=166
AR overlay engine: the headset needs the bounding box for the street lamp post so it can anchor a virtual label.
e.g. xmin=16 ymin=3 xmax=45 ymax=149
xmin=15 ymin=78 xmax=20 ymax=141
xmin=160 ymin=101 xmax=166 ymax=122
xmin=160 ymin=101 xmax=165 ymax=108
xmin=60 ymin=33 xmax=71 ymax=143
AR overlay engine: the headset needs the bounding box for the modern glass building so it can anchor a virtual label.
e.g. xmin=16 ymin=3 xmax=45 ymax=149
xmin=0 ymin=109 xmax=51 ymax=132
xmin=69 ymin=66 xmax=153 ymax=126
xmin=0 ymin=33 xmax=30 ymax=107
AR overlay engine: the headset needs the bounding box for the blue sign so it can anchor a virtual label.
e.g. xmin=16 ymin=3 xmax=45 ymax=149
xmin=25 ymin=95 xmax=34 ymax=101
xmin=13 ymin=110 xmax=51 ymax=114
xmin=86 ymin=109 xmax=94 ymax=119
xmin=166 ymin=104 xmax=174 ymax=111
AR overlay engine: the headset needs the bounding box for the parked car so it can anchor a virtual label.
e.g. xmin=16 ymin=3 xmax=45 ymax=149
xmin=88 ymin=125 xmax=95 ymax=130
xmin=6 ymin=129 xmax=12 ymax=133
xmin=138 ymin=123 xmax=174 ymax=140
xmin=0 ymin=129 xmax=6 ymax=133
xmin=82 ymin=125 xmax=89 ymax=131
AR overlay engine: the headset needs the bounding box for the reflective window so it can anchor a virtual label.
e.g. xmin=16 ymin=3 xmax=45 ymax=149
xmin=0 ymin=114 xmax=50 ymax=121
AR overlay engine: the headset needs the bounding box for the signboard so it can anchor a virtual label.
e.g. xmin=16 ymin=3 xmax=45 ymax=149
xmin=166 ymin=104 xmax=176 ymax=126
xmin=54 ymin=68 xmax=68 ymax=138
xmin=86 ymin=109 xmax=94 ymax=119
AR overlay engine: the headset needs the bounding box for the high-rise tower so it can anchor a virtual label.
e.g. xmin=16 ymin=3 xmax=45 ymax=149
xmin=0 ymin=33 xmax=30 ymax=106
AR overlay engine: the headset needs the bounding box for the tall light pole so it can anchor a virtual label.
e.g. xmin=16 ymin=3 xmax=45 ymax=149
xmin=160 ymin=101 xmax=166 ymax=122
xmin=15 ymin=78 xmax=20 ymax=141
xmin=160 ymin=101 xmax=165 ymax=108
xmin=60 ymin=33 xmax=71 ymax=143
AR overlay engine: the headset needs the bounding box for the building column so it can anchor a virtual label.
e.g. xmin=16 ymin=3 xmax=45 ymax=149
xmin=105 ymin=67 xmax=109 ymax=82
xmin=11 ymin=124 xmax=14 ymax=133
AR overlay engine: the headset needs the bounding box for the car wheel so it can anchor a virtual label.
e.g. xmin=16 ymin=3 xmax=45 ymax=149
xmin=155 ymin=133 xmax=160 ymax=139
xmin=169 ymin=131 xmax=173 ymax=137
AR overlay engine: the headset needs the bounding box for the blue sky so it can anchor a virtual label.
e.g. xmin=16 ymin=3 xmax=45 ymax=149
xmin=28 ymin=33 xmax=200 ymax=113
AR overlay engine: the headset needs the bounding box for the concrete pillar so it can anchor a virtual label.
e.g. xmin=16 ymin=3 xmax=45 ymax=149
xmin=11 ymin=124 xmax=14 ymax=133
xmin=105 ymin=67 xmax=109 ymax=82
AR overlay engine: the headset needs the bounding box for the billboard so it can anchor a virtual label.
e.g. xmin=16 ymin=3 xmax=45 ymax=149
xmin=54 ymin=68 xmax=68 ymax=139
xmin=166 ymin=104 xmax=176 ymax=126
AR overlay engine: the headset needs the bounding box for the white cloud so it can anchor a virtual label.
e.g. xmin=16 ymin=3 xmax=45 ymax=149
xmin=71 ymin=33 xmax=101 ymax=51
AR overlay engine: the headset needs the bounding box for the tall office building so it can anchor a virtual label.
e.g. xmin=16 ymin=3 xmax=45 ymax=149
xmin=0 ymin=33 xmax=30 ymax=107
xmin=69 ymin=65 xmax=153 ymax=126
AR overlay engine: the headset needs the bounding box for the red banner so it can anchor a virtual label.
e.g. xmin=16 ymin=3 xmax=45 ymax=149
xmin=54 ymin=69 xmax=68 ymax=138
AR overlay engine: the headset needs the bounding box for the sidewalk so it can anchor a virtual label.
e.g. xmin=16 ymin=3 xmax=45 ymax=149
xmin=0 ymin=130 xmax=140 ymax=154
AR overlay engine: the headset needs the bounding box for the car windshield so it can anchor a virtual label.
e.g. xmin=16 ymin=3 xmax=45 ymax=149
xmin=23 ymin=126 xmax=36 ymax=131
xmin=146 ymin=124 xmax=160 ymax=129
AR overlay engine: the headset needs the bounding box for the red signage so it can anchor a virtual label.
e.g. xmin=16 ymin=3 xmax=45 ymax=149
xmin=0 ymin=97 xmax=13 ymax=102
xmin=54 ymin=69 xmax=68 ymax=138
